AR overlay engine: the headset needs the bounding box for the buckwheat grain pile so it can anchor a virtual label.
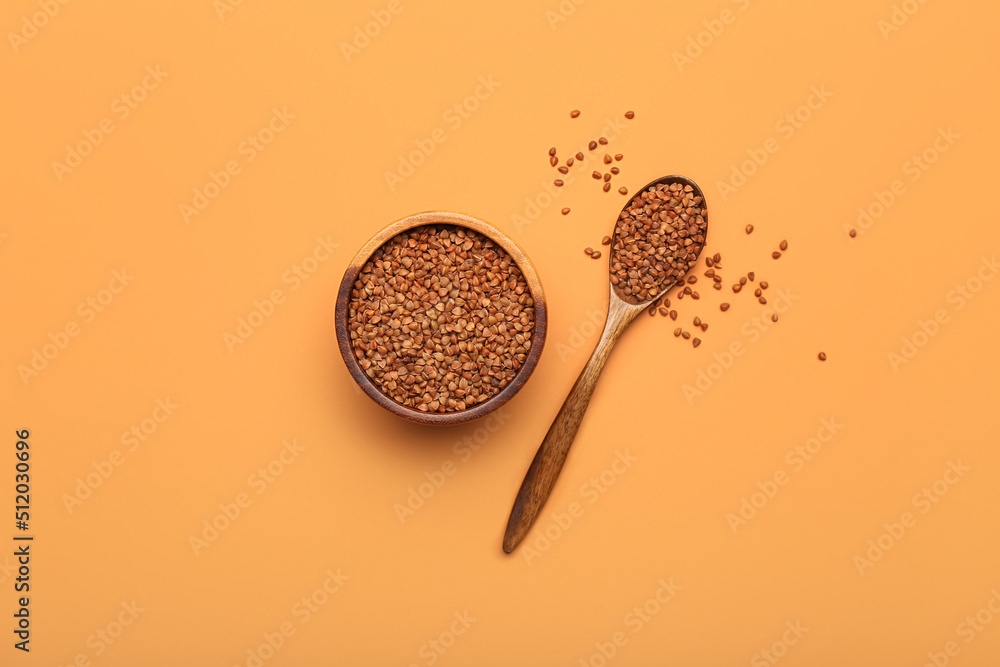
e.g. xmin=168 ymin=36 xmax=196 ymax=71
xmin=610 ymin=182 xmax=708 ymax=303
xmin=348 ymin=225 xmax=535 ymax=413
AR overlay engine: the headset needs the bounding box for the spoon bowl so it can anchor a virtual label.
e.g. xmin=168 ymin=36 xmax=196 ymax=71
xmin=502 ymin=175 xmax=707 ymax=553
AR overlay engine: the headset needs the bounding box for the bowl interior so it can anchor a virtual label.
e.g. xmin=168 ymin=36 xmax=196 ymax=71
xmin=335 ymin=212 xmax=547 ymax=425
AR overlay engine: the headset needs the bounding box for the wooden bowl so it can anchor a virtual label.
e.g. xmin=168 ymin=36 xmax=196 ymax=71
xmin=335 ymin=211 xmax=547 ymax=425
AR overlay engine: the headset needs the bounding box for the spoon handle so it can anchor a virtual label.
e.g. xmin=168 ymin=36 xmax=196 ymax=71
xmin=503 ymin=296 xmax=640 ymax=553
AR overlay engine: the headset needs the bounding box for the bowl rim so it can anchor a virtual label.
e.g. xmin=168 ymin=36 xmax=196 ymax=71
xmin=334 ymin=211 xmax=548 ymax=425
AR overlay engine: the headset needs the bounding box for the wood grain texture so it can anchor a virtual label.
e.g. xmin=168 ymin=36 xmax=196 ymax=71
xmin=502 ymin=174 xmax=706 ymax=553
xmin=502 ymin=288 xmax=648 ymax=552
xmin=334 ymin=211 xmax=547 ymax=425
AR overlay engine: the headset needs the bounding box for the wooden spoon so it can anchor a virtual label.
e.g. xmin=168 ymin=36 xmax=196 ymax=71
xmin=502 ymin=175 xmax=708 ymax=553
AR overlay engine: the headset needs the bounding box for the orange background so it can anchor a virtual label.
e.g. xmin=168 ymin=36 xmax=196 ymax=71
xmin=3 ymin=1 xmax=1000 ymax=665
